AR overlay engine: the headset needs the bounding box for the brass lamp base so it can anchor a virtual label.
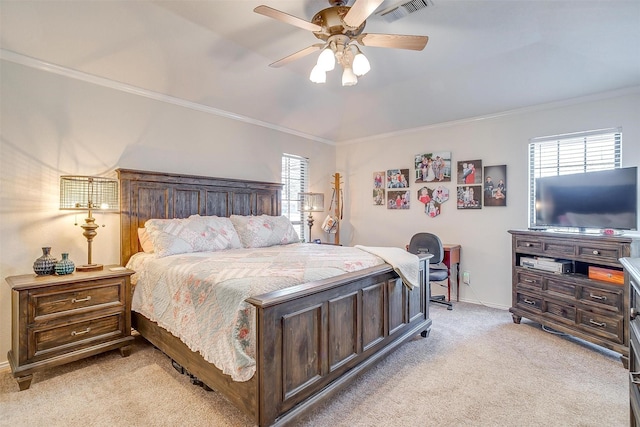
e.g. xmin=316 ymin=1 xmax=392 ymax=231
xmin=76 ymin=264 xmax=103 ymax=272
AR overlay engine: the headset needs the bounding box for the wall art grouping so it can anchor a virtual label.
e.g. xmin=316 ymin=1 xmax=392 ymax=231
xmin=372 ymin=154 xmax=505 ymax=213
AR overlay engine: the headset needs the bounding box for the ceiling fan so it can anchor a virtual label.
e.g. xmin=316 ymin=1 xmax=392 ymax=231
xmin=254 ymin=0 xmax=429 ymax=86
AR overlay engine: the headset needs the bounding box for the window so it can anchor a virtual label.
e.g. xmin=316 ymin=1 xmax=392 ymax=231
xmin=281 ymin=153 xmax=308 ymax=241
xmin=528 ymin=128 xmax=621 ymax=226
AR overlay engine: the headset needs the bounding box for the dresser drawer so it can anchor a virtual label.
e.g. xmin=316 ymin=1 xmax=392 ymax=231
xmin=577 ymin=243 xmax=623 ymax=265
xmin=543 ymin=299 xmax=576 ymax=325
xmin=578 ymin=285 xmax=623 ymax=313
xmin=546 ymin=277 xmax=577 ymax=299
xmin=30 ymin=278 xmax=125 ymax=322
xmin=515 ymin=291 xmax=542 ymax=314
xmin=516 ymin=270 xmax=543 ymax=290
xmin=515 ymin=237 xmax=543 ymax=253
xmin=29 ymin=312 xmax=125 ymax=361
xmin=577 ymin=310 xmax=623 ymax=344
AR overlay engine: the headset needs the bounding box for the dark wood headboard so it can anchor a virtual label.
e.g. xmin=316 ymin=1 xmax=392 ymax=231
xmin=117 ymin=169 xmax=282 ymax=265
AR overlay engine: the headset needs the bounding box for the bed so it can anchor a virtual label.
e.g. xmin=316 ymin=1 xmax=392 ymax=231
xmin=118 ymin=168 xmax=432 ymax=426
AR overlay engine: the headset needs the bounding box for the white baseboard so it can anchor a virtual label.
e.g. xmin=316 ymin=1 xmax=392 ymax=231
xmin=0 ymin=360 xmax=10 ymax=373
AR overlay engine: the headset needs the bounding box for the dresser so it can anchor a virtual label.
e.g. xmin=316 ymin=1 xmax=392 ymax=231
xmin=509 ymin=229 xmax=639 ymax=366
xmin=6 ymin=266 xmax=134 ymax=390
xmin=621 ymin=257 xmax=640 ymax=425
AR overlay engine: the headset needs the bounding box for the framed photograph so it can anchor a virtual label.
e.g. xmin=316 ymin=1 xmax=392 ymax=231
xmin=457 ymin=160 xmax=483 ymax=185
xmin=373 ymin=188 xmax=385 ymax=206
xmin=387 ymin=190 xmax=410 ymax=209
xmin=483 ymin=165 xmax=507 ymax=207
xmin=373 ymin=171 xmax=385 ymax=189
xmin=414 ymin=152 xmax=452 ymax=183
xmin=387 ymin=169 xmax=410 ymax=189
xmin=457 ymin=185 xmax=482 ymax=209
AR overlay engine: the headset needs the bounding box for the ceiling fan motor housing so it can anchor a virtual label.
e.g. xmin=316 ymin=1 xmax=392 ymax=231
xmin=312 ymin=6 xmax=366 ymax=41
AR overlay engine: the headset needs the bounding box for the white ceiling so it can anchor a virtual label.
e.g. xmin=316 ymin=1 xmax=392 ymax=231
xmin=2 ymin=0 xmax=639 ymax=144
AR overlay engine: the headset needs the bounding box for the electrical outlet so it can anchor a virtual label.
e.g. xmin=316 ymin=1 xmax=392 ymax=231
xmin=463 ymin=271 xmax=470 ymax=285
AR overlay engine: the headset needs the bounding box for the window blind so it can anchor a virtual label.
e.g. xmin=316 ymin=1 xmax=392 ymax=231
xmin=281 ymin=153 xmax=309 ymax=240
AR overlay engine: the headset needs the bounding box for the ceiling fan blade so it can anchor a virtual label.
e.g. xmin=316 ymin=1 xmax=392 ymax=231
xmin=357 ymin=33 xmax=429 ymax=51
xmin=343 ymin=0 xmax=385 ymax=28
xmin=269 ymin=44 xmax=325 ymax=68
xmin=254 ymin=5 xmax=323 ymax=33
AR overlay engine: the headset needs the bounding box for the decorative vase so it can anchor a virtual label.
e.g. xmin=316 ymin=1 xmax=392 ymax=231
xmin=33 ymin=247 xmax=57 ymax=276
xmin=55 ymin=253 xmax=75 ymax=275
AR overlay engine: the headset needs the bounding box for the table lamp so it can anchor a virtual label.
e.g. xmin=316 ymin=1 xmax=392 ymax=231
xmin=59 ymin=175 xmax=118 ymax=271
xmin=299 ymin=192 xmax=324 ymax=242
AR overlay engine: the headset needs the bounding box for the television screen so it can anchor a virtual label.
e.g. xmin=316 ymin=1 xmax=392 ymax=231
xmin=534 ymin=167 xmax=638 ymax=231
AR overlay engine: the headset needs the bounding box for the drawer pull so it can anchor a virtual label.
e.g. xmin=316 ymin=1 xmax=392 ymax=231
xmin=631 ymin=372 xmax=640 ymax=385
xmin=523 ymin=298 xmax=536 ymax=305
xmin=72 ymin=296 xmax=92 ymax=304
xmin=592 ymin=250 xmax=600 ymax=255
xmin=589 ymin=319 xmax=606 ymax=328
xmin=632 ymin=307 xmax=638 ymax=320
xmin=525 ymin=243 xmax=532 ymax=247
xmin=71 ymin=327 xmax=91 ymax=336
xmin=523 ymin=279 xmax=535 ymax=283
xmin=589 ymin=293 xmax=607 ymax=301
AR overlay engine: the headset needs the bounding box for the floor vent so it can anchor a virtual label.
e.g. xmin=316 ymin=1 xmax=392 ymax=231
xmin=377 ymin=0 xmax=434 ymax=23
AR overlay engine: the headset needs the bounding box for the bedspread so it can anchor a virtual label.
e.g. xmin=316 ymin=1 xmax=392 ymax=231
xmin=127 ymin=243 xmax=385 ymax=381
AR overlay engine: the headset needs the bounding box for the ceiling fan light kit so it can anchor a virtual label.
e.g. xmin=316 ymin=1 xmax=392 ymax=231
xmin=255 ymin=0 xmax=428 ymax=87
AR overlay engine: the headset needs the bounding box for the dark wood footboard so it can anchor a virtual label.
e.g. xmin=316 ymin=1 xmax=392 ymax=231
xmin=249 ymin=261 xmax=431 ymax=426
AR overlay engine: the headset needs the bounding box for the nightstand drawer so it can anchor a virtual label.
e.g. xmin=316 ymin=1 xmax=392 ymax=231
xmin=31 ymin=312 xmax=125 ymax=360
xmin=31 ymin=278 xmax=125 ymax=321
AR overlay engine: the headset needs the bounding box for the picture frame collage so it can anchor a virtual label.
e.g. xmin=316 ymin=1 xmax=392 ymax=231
xmin=372 ymin=152 xmax=506 ymax=216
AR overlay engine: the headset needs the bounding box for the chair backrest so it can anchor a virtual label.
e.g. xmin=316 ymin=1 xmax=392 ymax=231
xmin=408 ymin=233 xmax=444 ymax=264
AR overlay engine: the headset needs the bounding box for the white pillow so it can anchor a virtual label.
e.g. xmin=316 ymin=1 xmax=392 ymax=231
xmin=137 ymin=228 xmax=154 ymax=253
xmin=144 ymin=215 xmax=241 ymax=257
xmin=230 ymin=215 xmax=299 ymax=248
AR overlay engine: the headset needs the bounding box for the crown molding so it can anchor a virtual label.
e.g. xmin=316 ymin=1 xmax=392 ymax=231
xmin=0 ymin=49 xmax=335 ymax=146
xmin=339 ymin=85 xmax=640 ymax=146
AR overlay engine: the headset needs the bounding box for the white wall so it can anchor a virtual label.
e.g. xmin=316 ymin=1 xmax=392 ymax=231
xmin=337 ymin=90 xmax=640 ymax=308
xmin=0 ymin=60 xmax=336 ymax=366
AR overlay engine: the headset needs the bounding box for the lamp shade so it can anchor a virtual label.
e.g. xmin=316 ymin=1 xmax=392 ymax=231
xmin=317 ymin=48 xmax=336 ymax=71
xmin=342 ymin=67 xmax=358 ymax=86
xmin=352 ymin=51 xmax=371 ymax=76
xmin=299 ymin=192 xmax=325 ymax=212
xmin=60 ymin=176 xmax=119 ymax=211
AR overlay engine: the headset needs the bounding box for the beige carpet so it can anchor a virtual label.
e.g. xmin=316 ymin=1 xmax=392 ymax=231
xmin=0 ymin=302 xmax=628 ymax=426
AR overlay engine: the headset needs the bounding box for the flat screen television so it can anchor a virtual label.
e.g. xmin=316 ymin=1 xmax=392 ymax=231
xmin=534 ymin=166 xmax=638 ymax=231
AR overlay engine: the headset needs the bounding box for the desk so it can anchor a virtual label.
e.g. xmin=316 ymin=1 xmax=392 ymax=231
xmin=443 ymin=244 xmax=461 ymax=302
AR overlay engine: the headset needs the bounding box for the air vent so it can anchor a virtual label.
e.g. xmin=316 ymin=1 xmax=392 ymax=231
xmin=376 ymin=0 xmax=434 ymax=23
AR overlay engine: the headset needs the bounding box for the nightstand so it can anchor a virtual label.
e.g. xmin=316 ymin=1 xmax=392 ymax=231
xmin=6 ymin=266 xmax=134 ymax=390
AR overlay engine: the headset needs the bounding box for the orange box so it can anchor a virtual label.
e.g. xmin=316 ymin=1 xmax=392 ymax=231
xmin=588 ymin=266 xmax=624 ymax=285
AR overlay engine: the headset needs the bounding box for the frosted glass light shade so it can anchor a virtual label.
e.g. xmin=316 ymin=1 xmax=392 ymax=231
xmin=342 ymin=67 xmax=358 ymax=86
xmin=352 ymin=52 xmax=371 ymax=76
xmin=309 ymin=64 xmax=327 ymax=83
xmin=317 ymin=48 xmax=336 ymax=71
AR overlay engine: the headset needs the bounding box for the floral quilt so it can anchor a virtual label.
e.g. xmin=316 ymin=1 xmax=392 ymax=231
xmin=127 ymin=243 xmax=385 ymax=382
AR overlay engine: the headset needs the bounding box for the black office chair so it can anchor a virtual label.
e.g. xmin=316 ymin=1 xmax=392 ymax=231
xmin=408 ymin=232 xmax=453 ymax=310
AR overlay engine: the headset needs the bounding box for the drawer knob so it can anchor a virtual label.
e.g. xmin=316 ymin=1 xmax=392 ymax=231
xmin=71 ymin=327 xmax=91 ymax=336
xmin=525 ymin=243 xmax=532 ymax=247
xmin=589 ymin=319 xmax=606 ymax=328
xmin=632 ymin=307 xmax=638 ymax=320
xmin=523 ymin=298 xmax=536 ymax=305
xmin=72 ymin=296 xmax=92 ymax=304
xmin=589 ymin=293 xmax=607 ymax=301
xmin=592 ymin=250 xmax=600 ymax=255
